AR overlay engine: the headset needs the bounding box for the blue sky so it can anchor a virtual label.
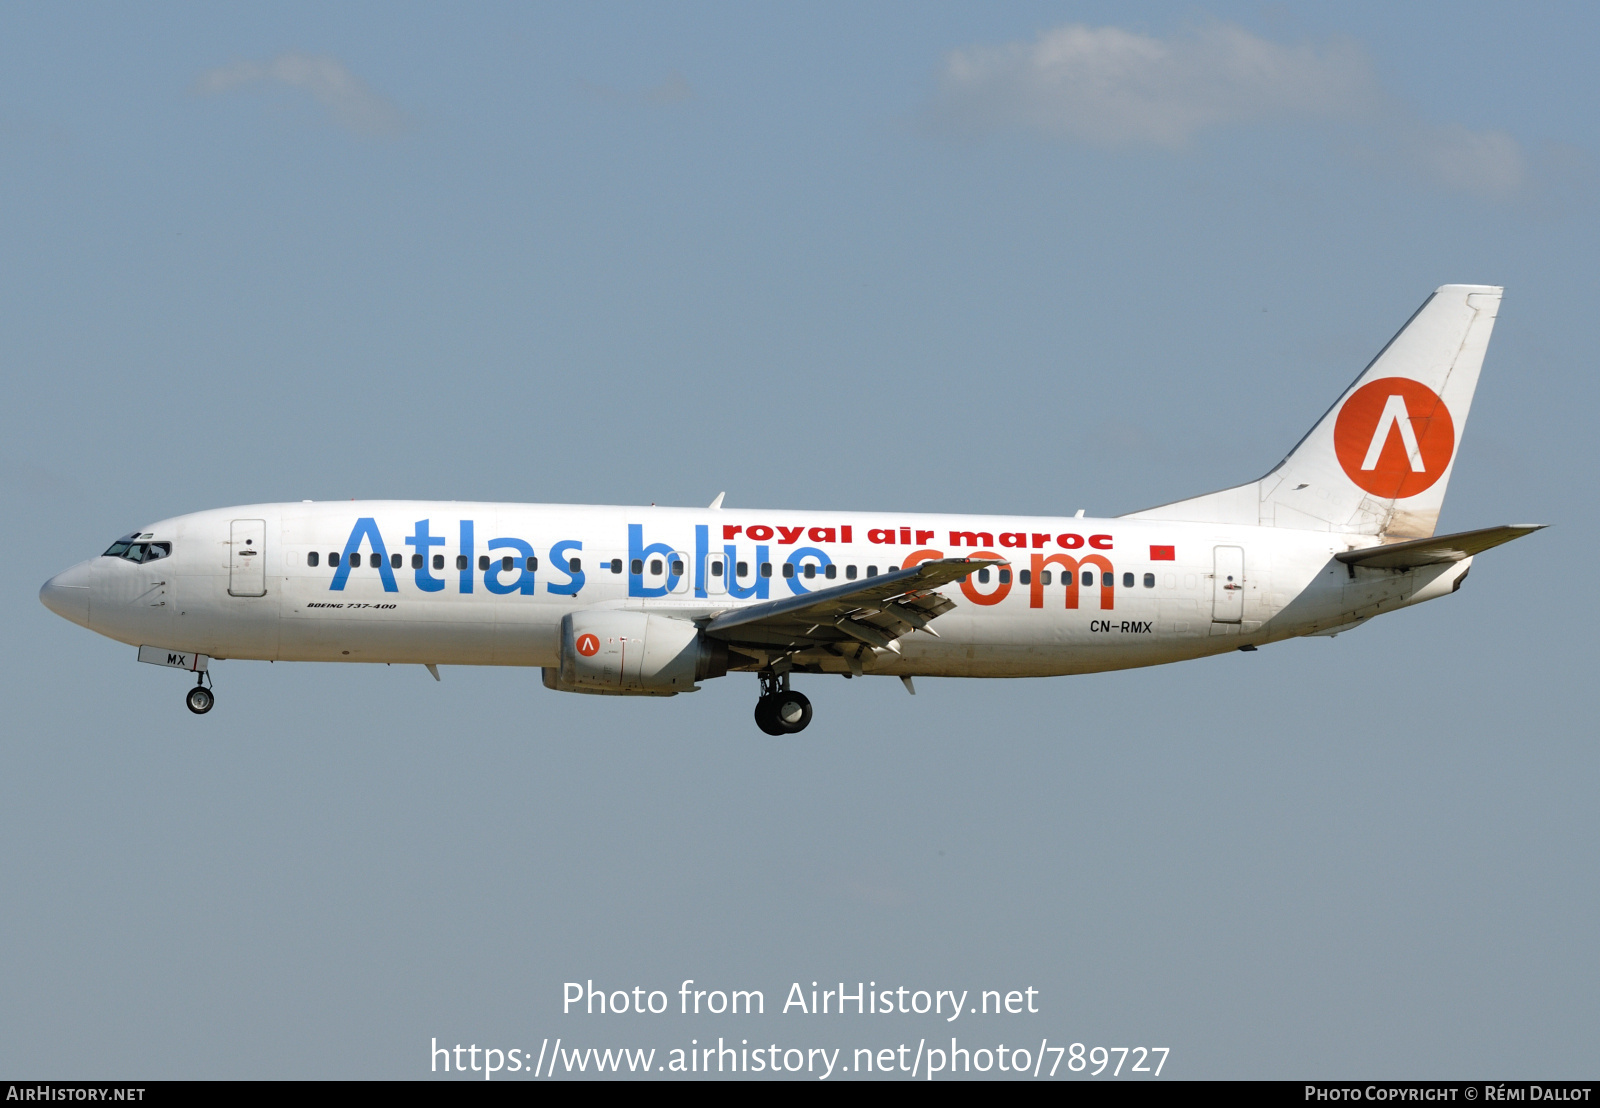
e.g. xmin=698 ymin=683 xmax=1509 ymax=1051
xmin=3 ymin=3 xmax=1595 ymax=1079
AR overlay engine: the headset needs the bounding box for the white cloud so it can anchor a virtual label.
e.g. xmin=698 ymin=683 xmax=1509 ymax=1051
xmin=1407 ymin=124 xmax=1526 ymax=200
xmin=940 ymin=23 xmax=1376 ymax=149
xmin=193 ymin=53 xmax=410 ymax=137
xmin=936 ymin=22 xmax=1528 ymax=197
xmin=581 ymin=71 xmax=694 ymax=105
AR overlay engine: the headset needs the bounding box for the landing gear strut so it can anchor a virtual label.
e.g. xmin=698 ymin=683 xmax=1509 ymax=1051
xmin=754 ymin=669 xmax=812 ymax=735
xmin=185 ymin=670 xmax=214 ymax=715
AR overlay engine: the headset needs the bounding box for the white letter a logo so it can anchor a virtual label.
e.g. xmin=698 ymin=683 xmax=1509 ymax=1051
xmin=1361 ymin=394 xmax=1426 ymax=472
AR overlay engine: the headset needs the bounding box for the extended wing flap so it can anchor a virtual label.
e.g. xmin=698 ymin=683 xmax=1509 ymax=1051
xmin=1335 ymin=524 xmax=1545 ymax=569
xmin=703 ymin=557 xmax=1001 ymax=647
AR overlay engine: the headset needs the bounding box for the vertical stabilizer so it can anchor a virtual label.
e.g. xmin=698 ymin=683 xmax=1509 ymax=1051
xmin=1122 ymin=285 xmax=1501 ymax=538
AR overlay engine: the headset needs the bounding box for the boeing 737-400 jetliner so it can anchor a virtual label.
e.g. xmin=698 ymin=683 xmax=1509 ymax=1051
xmin=42 ymin=285 xmax=1542 ymax=733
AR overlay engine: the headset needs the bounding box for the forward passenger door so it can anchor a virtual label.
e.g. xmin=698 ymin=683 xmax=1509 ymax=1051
xmin=229 ymin=519 xmax=267 ymax=597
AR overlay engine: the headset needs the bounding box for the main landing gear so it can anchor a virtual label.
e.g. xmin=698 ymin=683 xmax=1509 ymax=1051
xmin=185 ymin=671 xmax=214 ymax=715
xmin=754 ymin=669 xmax=812 ymax=735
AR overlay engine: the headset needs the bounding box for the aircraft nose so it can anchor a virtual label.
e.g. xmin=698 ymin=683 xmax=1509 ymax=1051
xmin=40 ymin=560 xmax=95 ymax=628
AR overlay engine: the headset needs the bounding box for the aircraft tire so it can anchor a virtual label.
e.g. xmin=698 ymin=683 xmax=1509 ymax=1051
xmin=753 ymin=696 xmax=786 ymax=736
xmin=773 ymin=691 xmax=812 ymax=734
xmin=186 ymin=686 xmax=214 ymax=715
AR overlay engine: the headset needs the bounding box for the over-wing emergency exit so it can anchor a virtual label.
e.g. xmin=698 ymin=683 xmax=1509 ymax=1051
xmin=40 ymin=285 xmax=1543 ymax=733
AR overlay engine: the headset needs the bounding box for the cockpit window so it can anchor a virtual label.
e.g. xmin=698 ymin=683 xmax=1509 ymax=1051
xmin=104 ymin=540 xmax=172 ymax=564
xmin=102 ymin=532 xmax=140 ymax=557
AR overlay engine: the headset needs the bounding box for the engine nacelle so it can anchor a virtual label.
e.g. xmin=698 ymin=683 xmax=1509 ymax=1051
xmin=542 ymin=610 xmax=729 ymax=696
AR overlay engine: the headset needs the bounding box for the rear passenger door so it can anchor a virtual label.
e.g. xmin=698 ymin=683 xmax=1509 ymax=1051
xmin=1212 ymin=546 xmax=1244 ymax=623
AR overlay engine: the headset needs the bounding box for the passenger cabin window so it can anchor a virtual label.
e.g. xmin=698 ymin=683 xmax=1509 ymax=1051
xmin=1041 ymin=570 xmax=1052 ymax=585
xmin=610 ymin=559 xmax=623 ymax=574
xmin=308 ymin=551 xmax=319 ymax=567
xmin=330 ymin=552 xmax=342 ymax=567
xmin=433 ymin=554 xmax=445 ymax=571
xmin=411 ymin=554 xmax=422 ymax=569
xmin=736 ymin=562 xmax=748 ymax=577
xmin=978 ymin=568 xmax=990 ymax=584
xmin=1082 ymin=570 xmax=1093 ymax=587
xmin=846 ymin=565 xmax=857 ymax=580
xmin=825 ymin=565 xmax=836 ymax=579
xmin=527 ymin=557 xmax=538 ymax=571
xmin=999 ymin=569 xmax=1011 ymax=584
xmin=670 ymin=559 xmax=683 ymax=576
xmin=456 ymin=555 xmax=468 ymax=571
xmin=478 ymin=556 xmax=490 ymax=571
xmin=1144 ymin=572 xmax=1155 ymax=588
xmin=650 ymin=559 xmax=663 ymax=575
xmin=1019 ymin=569 xmax=1031 ymax=585
xmin=760 ymin=563 xmax=772 ymax=577
xmin=1122 ymin=572 xmax=1134 ymax=588
xmin=867 ymin=566 xmax=878 ymax=577
xmin=631 ymin=559 xmax=643 ymax=574
xmin=501 ymin=556 xmax=514 ymax=572
xmin=802 ymin=564 xmax=815 ymax=579
xmin=783 ymin=564 xmax=796 ymax=578
xmin=711 ymin=561 xmax=723 ymax=577
xmin=1102 ymin=572 xmax=1113 ymax=587
xmin=391 ymin=553 xmax=403 ymax=569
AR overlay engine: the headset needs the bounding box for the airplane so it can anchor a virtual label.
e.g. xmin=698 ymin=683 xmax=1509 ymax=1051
xmin=40 ymin=285 xmax=1542 ymax=734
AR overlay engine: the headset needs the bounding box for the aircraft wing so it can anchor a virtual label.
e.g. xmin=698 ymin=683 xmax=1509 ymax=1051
xmin=703 ymin=557 xmax=1003 ymax=654
xmin=1335 ymin=524 xmax=1545 ymax=570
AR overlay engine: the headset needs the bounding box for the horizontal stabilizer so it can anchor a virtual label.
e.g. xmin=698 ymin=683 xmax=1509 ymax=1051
xmin=1334 ymin=524 xmax=1544 ymax=570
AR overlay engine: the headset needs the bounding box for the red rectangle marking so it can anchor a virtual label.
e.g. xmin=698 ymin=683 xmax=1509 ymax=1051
xmin=1150 ymin=545 xmax=1175 ymax=561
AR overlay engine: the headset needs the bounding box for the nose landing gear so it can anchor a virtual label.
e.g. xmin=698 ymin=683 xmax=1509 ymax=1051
xmin=754 ymin=669 xmax=812 ymax=735
xmin=185 ymin=671 xmax=214 ymax=715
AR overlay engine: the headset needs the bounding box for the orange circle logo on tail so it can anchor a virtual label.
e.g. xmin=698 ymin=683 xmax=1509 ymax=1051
xmin=576 ymin=633 xmax=600 ymax=657
xmin=1333 ymin=378 xmax=1455 ymax=499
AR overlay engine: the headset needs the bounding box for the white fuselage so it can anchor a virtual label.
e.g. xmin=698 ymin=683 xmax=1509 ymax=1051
xmin=47 ymin=500 xmax=1468 ymax=679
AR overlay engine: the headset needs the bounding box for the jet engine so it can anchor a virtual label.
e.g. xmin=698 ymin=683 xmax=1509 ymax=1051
xmin=542 ymin=610 xmax=730 ymax=696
